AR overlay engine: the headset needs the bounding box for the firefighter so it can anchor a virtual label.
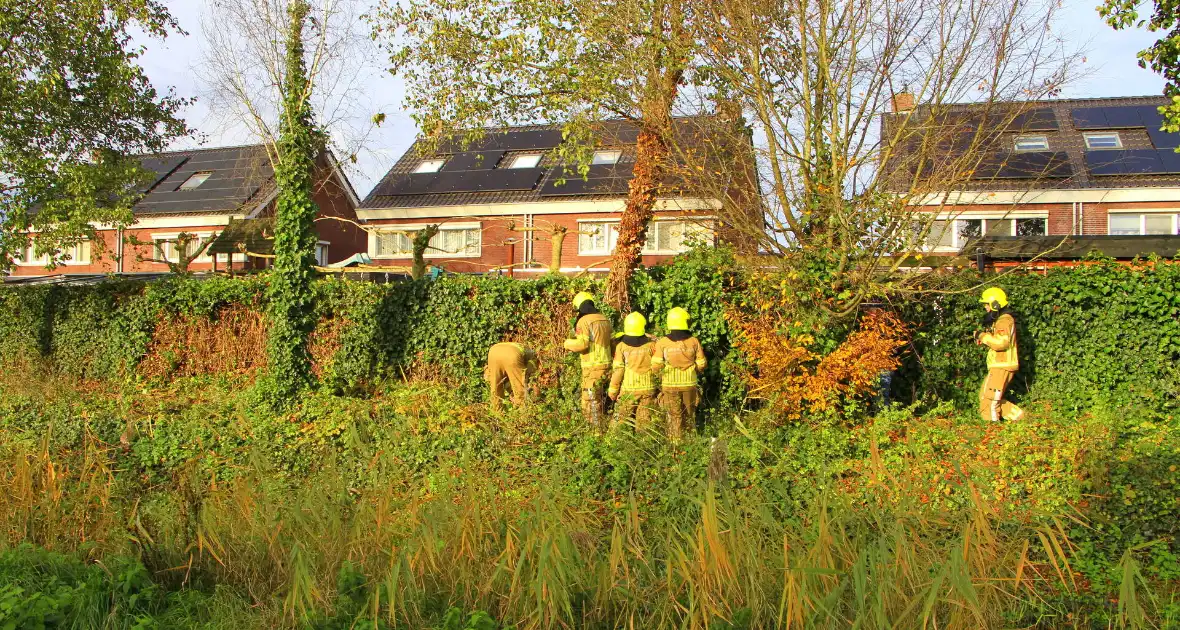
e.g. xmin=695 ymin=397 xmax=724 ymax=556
xmin=608 ymin=312 xmax=658 ymax=430
xmin=975 ymin=287 xmax=1025 ymax=422
xmin=563 ymin=291 xmax=614 ymax=429
xmin=485 ymin=342 xmax=539 ymax=413
xmin=652 ymin=307 xmax=707 ymax=440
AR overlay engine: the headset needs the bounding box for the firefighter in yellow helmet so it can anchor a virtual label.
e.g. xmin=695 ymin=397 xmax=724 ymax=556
xmin=563 ymin=291 xmax=614 ymax=429
xmin=975 ymin=287 xmax=1025 ymax=422
xmin=485 ymin=342 xmax=539 ymax=413
xmin=608 ymin=312 xmax=658 ymax=429
xmin=652 ymin=307 xmax=707 ymax=440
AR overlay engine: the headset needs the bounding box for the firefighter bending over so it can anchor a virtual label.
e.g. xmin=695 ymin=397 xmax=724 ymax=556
xmin=976 ymin=287 xmax=1025 ymax=422
xmin=485 ymin=342 xmax=539 ymax=413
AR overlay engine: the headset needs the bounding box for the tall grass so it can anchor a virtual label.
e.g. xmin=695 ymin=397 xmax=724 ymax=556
xmin=0 ymin=432 xmax=1125 ymax=629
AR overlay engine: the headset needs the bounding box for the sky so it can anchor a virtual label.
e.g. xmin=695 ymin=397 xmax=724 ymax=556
xmin=133 ymin=0 xmax=1168 ymax=199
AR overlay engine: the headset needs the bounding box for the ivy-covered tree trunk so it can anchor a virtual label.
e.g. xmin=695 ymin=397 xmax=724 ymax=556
xmin=266 ymin=0 xmax=320 ymax=397
xmin=605 ymin=125 xmax=667 ymax=311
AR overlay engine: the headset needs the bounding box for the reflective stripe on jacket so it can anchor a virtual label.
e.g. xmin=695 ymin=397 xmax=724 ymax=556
xmin=563 ymin=313 xmax=613 ymax=368
xmin=985 ymin=313 xmax=1019 ymax=371
xmin=610 ymin=341 xmax=656 ymax=395
xmin=652 ymin=336 xmax=707 ymax=389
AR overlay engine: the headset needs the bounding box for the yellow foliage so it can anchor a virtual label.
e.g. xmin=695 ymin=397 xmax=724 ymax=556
xmin=728 ymin=305 xmax=908 ymax=423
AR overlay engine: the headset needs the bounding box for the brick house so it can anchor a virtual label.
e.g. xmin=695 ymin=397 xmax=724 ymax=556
xmin=889 ymin=95 xmax=1180 ymax=266
xmin=356 ymin=121 xmax=754 ymax=274
xmin=6 ymin=144 xmax=366 ymax=278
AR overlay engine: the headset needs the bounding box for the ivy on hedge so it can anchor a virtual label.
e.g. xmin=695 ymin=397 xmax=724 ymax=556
xmin=3 ymin=254 xmax=1179 ymax=417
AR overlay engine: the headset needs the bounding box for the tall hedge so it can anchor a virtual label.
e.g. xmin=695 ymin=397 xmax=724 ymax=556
xmin=3 ymin=254 xmax=1179 ymax=415
xmin=895 ymin=258 xmax=1180 ymax=414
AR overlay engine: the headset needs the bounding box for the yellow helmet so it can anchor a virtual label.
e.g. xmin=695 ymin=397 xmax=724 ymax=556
xmin=572 ymin=291 xmax=594 ymax=308
xmin=980 ymin=287 xmax=1008 ymax=308
xmin=623 ymin=312 xmax=647 ymax=336
xmin=666 ymin=307 xmax=690 ymax=331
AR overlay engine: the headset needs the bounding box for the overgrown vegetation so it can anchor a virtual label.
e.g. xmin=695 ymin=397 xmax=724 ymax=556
xmin=1 ymin=251 xmax=1179 ymax=627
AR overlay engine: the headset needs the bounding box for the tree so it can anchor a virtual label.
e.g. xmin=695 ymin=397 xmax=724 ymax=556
xmin=680 ymin=0 xmax=1080 ymax=316
xmin=0 ymin=0 xmax=190 ymax=271
xmin=266 ymin=0 xmax=323 ymax=397
xmin=1100 ymin=0 xmax=1180 ymax=134
xmin=127 ymin=232 xmax=217 ymax=275
xmin=370 ymin=0 xmax=697 ymax=310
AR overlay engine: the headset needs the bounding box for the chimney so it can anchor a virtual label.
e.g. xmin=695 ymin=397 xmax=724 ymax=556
xmin=891 ymin=92 xmax=915 ymax=113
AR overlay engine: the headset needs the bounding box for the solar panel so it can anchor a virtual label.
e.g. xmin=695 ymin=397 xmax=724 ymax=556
xmin=973 ymin=152 xmax=1071 ymax=179
xmin=1086 ymin=149 xmax=1180 ymax=175
xmin=437 ymin=130 xmax=564 ymax=153
xmin=370 ymin=168 xmax=544 ymax=196
xmin=1102 ymin=106 xmax=1142 ymax=128
xmin=138 ymin=156 xmax=188 ymax=191
xmin=1148 ymin=126 xmax=1180 ymax=150
xmin=1071 ymin=108 xmax=1108 ymax=130
xmin=538 ymin=163 xmax=635 ymax=196
xmin=1084 ymin=151 xmax=1125 ymax=176
xmin=1008 ymin=108 xmax=1058 ymax=131
xmin=1159 ymin=150 xmax=1180 ymax=174
xmin=441 ymin=151 xmax=506 ymax=171
xmin=1120 ymin=149 xmax=1165 ymax=174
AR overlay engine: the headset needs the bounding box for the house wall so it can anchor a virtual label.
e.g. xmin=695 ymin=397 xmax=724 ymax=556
xmin=363 ymin=211 xmax=715 ymax=275
xmin=7 ymin=165 xmax=365 ymax=277
xmin=922 ymin=196 xmax=1180 ymax=238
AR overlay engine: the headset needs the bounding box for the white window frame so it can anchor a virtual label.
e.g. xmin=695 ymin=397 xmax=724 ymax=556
xmin=577 ymin=218 xmax=714 ymax=256
xmin=12 ymin=239 xmax=90 ymax=266
xmin=1013 ymin=135 xmax=1049 ymax=152
xmin=918 ymin=212 xmax=1049 ymax=252
xmin=413 ymin=159 xmax=446 ymax=173
xmin=152 ymin=232 xmax=215 ymax=264
xmin=591 ymin=150 xmax=622 ymax=165
xmin=177 ymin=171 xmax=213 ymax=191
xmin=504 ymin=154 xmax=542 ymax=169
xmin=369 ymin=222 xmax=482 ymax=259
xmin=1106 ymin=209 xmax=1179 ymax=236
xmin=315 ymin=241 xmax=330 ymax=266
xmin=1083 ymin=132 xmax=1123 ymax=150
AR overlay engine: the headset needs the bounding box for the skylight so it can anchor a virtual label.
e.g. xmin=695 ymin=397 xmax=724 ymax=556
xmin=177 ymin=171 xmax=212 ymax=191
xmin=506 ymin=154 xmax=542 ymax=169
xmin=414 ymin=159 xmax=446 ymax=173
xmin=591 ymin=150 xmax=622 ymax=165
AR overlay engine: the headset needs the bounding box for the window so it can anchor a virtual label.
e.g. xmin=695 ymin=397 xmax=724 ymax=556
xmin=315 ymin=242 xmax=330 ymax=266
xmin=414 ymin=159 xmax=446 ymax=173
xmin=373 ymin=225 xmax=481 ymax=259
xmin=1084 ymin=133 xmax=1122 ymax=150
xmin=1014 ymin=135 xmax=1049 ymax=152
xmin=591 ymin=150 xmax=622 ymax=165
xmin=177 ymin=171 xmax=212 ymax=191
xmin=505 ymin=154 xmax=542 ymax=169
xmin=579 ymin=220 xmax=713 ymax=255
xmin=153 ymin=233 xmax=211 ymax=263
xmin=919 ymin=216 xmax=1047 ymax=251
xmin=63 ymin=241 xmax=91 ymax=264
xmin=1108 ymin=212 xmax=1178 ymax=236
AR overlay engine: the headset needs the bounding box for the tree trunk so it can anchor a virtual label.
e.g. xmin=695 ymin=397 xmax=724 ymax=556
xmin=548 ymin=225 xmax=567 ymax=274
xmin=604 ymin=125 xmax=668 ymax=311
xmin=411 ymin=224 xmax=439 ymax=280
xmin=266 ymin=0 xmax=319 ymax=397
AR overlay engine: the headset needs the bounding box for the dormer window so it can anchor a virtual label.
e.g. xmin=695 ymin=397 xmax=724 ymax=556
xmin=414 ymin=159 xmax=446 ymax=173
xmin=505 ymin=154 xmax=542 ymax=169
xmin=1013 ymin=135 xmax=1048 ymax=152
xmin=177 ymin=171 xmax=212 ymax=191
xmin=1084 ymin=132 xmax=1122 ymax=150
xmin=591 ymin=150 xmax=622 ymax=165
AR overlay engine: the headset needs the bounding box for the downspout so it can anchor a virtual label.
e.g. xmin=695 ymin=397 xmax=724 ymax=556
xmin=116 ymin=227 xmax=124 ymax=274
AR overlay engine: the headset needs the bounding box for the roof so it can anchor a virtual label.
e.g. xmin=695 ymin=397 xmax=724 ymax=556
xmin=135 ymin=144 xmax=275 ymax=216
xmin=962 ymin=235 xmax=1180 ymax=260
xmin=360 ymin=118 xmax=732 ymax=210
xmin=883 ymin=94 xmax=1180 ymax=191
